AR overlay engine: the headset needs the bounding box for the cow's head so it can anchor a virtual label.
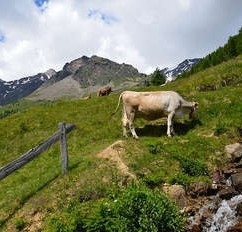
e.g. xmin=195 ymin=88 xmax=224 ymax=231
xmin=189 ymin=102 xmax=199 ymax=119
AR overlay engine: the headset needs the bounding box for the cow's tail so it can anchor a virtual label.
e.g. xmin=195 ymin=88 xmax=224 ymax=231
xmin=112 ymin=92 xmax=125 ymax=116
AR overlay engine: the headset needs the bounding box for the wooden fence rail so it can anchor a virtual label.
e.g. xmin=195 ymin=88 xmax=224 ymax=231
xmin=0 ymin=123 xmax=76 ymax=181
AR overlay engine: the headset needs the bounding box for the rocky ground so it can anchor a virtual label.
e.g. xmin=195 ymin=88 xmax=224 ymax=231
xmin=98 ymin=141 xmax=242 ymax=232
xmin=180 ymin=142 xmax=242 ymax=232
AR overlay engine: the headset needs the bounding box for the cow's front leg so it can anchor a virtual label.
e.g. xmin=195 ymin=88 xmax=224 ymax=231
xmin=167 ymin=111 xmax=175 ymax=137
xmin=129 ymin=112 xmax=139 ymax=139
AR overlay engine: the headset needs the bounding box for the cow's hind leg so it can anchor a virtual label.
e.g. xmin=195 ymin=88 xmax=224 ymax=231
xmin=167 ymin=111 xmax=175 ymax=137
xmin=128 ymin=112 xmax=139 ymax=139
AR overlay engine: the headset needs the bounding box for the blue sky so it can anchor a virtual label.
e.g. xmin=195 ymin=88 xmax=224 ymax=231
xmin=34 ymin=0 xmax=48 ymax=7
xmin=0 ymin=32 xmax=5 ymax=43
xmin=34 ymin=0 xmax=49 ymax=12
xmin=0 ymin=0 xmax=242 ymax=81
xmin=88 ymin=9 xmax=118 ymax=25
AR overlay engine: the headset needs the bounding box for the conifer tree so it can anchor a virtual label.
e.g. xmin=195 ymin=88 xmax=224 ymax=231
xmin=151 ymin=68 xmax=166 ymax=86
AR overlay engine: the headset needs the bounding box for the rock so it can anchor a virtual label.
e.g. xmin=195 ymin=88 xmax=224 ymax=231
xmin=162 ymin=184 xmax=187 ymax=208
xmin=188 ymin=182 xmax=210 ymax=197
xmin=223 ymin=168 xmax=238 ymax=178
xmin=211 ymin=170 xmax=226 ymax=185
xmin=227 ymin=220 xmax=242 ymax=232
xmin=210 ymin=170 xmax=226 ymax=193
xmin=231 ymin=173 xmax=242 ymax=192
xmin=188 ymin=224 xmax=202 ymax=232
xmin=218 ymin=186 xmax=238 ymax=200
xmin=235 ymin=161 xmax=242 ymax=168
xmin=236 ymin=202 xmax=242 ymax=216
xmin=184 ymin=207 xmax=195 ymax=217
xmin=225 ymin=143 xmax=242 ymax=162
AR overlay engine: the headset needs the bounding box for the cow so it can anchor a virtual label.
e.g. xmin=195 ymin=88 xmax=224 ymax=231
xmin=98 ymin=86 xmax=112 ymax=96
xmin=112 ymin=90 xmax=198 ymax=139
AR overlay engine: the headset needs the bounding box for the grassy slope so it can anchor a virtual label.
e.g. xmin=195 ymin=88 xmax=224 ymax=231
xmin=0 ymin=55 xmax=241 ymax=231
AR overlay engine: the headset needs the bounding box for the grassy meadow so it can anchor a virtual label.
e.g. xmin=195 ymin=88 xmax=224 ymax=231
xmin=0 ymin=55 xmax=241 ymax=231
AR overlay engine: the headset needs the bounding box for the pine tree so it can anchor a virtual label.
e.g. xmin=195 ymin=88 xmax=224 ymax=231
xmin=151 ymin=68 xmax=166 ymax=86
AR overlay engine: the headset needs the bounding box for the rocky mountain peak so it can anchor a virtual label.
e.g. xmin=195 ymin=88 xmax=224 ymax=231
xmin=164 ymin=58 xmax=201 ymax=81
xmin=63 ymin=56 xmax=90 ymax=74
xmin=44 ymin=69 xmax=57 ymax=79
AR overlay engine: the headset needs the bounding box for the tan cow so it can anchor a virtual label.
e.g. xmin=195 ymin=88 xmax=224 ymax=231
xmin=113 ymin=90 xmax=198 ymax=139
xmin=98 ymin=86 xmax=112 ymax=96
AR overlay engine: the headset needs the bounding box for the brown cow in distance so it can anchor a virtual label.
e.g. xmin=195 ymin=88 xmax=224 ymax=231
xmin=98 ymin=86 xmax=112 ymax=96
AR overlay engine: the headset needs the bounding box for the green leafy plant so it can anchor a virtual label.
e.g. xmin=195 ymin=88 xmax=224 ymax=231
xmin=14 ymin=218 xmax=27 ymax=231
xmin=151 ymin=68 xmax=166 ymax=86
xmin=83 ymin=184 xmax=185 ymax=232
xmin=147 ymin=141 xmax=163 ymax=154
xmin=180 ymin=158 xmax=208 ymax=176
xmin=214 ymin=123 xmax=228 ymax=136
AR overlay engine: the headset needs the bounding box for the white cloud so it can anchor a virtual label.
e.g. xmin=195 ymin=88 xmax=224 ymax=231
xmin=0 ymin=0 xmax=242 ymax=81
xmin=178 ymin=0 xmax=191 ymax=10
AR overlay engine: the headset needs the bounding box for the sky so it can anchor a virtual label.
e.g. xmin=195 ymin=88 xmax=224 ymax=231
xmin=0 ymin=0 xmax=242 ymax=81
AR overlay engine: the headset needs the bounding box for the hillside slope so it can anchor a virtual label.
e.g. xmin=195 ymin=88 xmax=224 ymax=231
xmin=0 ymin=55 xmax=241 ymax=231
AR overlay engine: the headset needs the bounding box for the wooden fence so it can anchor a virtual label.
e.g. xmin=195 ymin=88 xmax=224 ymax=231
xmin=0 ymin=122 xmax=76 ymax=181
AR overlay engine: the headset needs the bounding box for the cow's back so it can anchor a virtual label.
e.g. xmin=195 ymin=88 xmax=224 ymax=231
xmin=122 ymin=91 xmax=181 ymax=120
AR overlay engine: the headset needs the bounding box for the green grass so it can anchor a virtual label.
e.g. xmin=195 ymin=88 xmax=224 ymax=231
xmin=0 ymin=55 xmax=241 ymax=231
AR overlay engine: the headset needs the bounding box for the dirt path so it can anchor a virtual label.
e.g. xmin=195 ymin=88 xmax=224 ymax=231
xmin=97 ymin=140 xmax=137 ymax=181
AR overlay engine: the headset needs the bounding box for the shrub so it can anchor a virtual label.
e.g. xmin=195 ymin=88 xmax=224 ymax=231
xmin=147 ymin=141 xmax=163 ymax=154
xmin=180 ymin=158 xmax=208 ymax=176
xmin=44 ymin=203 xmax=83 ymax=232
xmin=83 ymin=184 xmax=185 ymax=232
xmin=151 ymin=68 xmax=166 ymax=86
xmin=214 ymin=124 xmax=228 ymax=136
xmin=14 ymin=218 xmax=27 ymax=231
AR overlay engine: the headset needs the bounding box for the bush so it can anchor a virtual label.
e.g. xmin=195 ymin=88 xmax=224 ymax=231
xmin=44 ymin=201 xmax=83 ymax=232
xmin=180 ymin=158 xmax=208 ymax=176
xmin=83 ymin=184 xmax=185 ymax=232
xmin=151 ymin=68 xmax=166 ymax=86
xmin=147 ymin=141 xmax=163 ymax=154
xmin=214 ymin=124 xmax=228 ymax=136
xmin=14 ymin=218 xmax=27 ymax=231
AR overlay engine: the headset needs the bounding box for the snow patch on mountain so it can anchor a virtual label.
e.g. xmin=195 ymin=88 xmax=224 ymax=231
xmin=164 ymin=58 xmax=201 ymax=81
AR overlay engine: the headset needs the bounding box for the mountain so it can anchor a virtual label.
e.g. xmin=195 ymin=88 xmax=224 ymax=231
xmin=29 ymin=55 xmax=148 ymax=101
xmin=0 ymin=55 xmax=147 ymax=105
xmin=0 ymin=55 xmax=200 ymax=106
xmin=0 ymin=69 xmax=56 ymax=106
xmin=163 ymin=58 xmax=201 ymax=81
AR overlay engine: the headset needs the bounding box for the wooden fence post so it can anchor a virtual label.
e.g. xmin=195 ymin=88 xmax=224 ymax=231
xmin=59 ymin=122 xmax=68 ymax=175
xmin=0 ymin=123 xmax=75 ymax=181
